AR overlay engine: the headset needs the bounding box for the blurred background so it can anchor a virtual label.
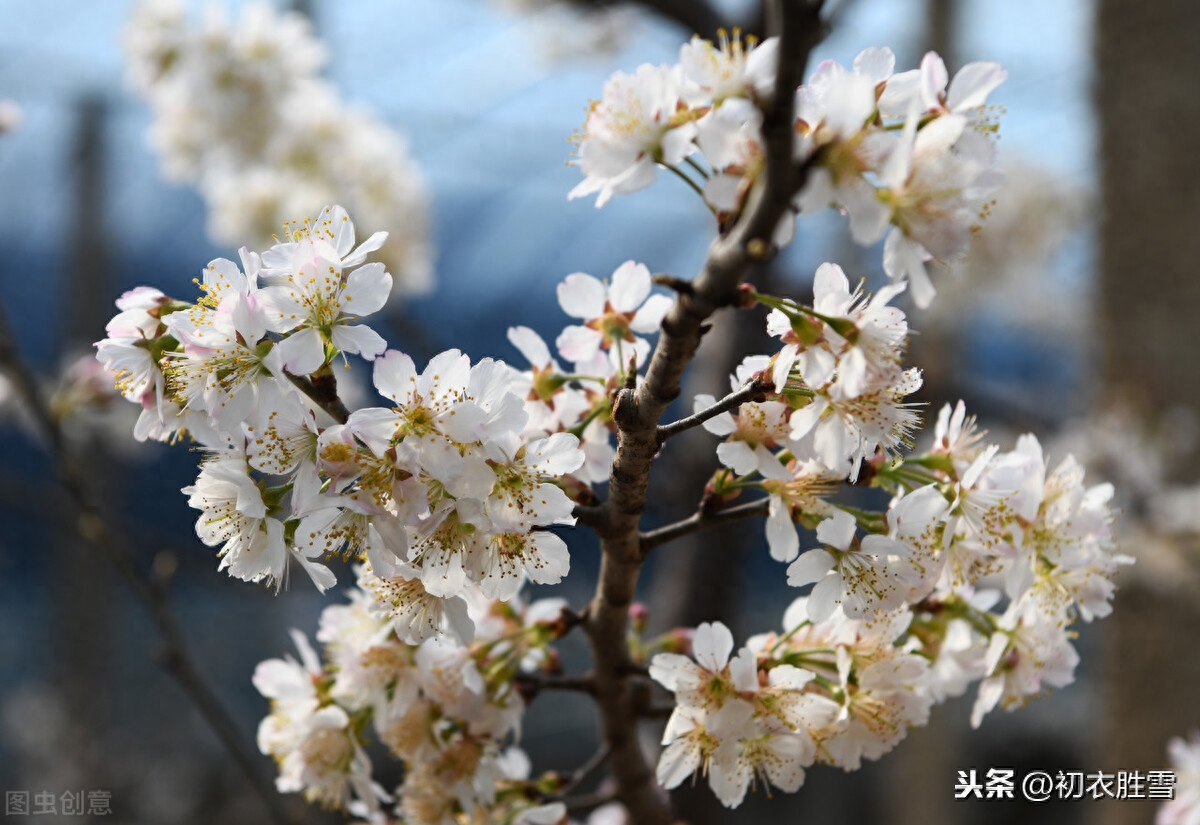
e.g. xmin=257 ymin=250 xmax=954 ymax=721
xmin=0 ymin=0 xmax=1197 ymax=823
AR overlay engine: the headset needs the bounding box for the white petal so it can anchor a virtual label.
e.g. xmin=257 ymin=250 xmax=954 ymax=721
xmin=331 ymin=324 xmax=387 ymax=360
xmin=557 ymin=273 xmax=607 ymax=319
xmin=767 ymin=496 xmax=800 ymax=563
xmin=608 ymin=260 xmax=651 ymax=313
xmin=342 ymin=263 xmax=392 ymax=317
xmin=806 ymin=575 xmax=842 ymax=622
xmin=786 ymin=549 xmax=835 ymax=587
xmin=816 ymin=509 xmax=856 ymax=550
xmin=693 ymin=621 xmax=734 ymax=673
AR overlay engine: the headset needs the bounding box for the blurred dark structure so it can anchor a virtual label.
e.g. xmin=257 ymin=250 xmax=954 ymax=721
xmin=1096 ymin=2 xmax=1200 ymax=823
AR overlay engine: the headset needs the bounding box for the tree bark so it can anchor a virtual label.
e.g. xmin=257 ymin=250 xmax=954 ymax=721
xmin=580 ymin=3 xmax=827 ymax=821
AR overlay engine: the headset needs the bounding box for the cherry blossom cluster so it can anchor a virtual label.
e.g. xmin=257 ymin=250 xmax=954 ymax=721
xmin=90 ymin=22 xmax=1131 ymax=824
xmin=570 ymin=36 xmax=1005 ymax=306
xmin=656 ymin=274 xmax=1128 ymax=803
xmin=96 ymin=207 xmax=665 ymax=641
xmin=93 ymin=202 xmax=686 ymax=819
xmin=124 ymin=0 xmax=432 ymax=296
xmin=254 ymin=575 xmax=576 ymax=824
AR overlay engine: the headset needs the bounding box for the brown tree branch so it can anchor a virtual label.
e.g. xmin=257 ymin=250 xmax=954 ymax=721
xmin=639 ymin=497 xmax=771 ymax=553
xmin=656 ymin=377 xmax=770 ymax=443
xmin=0 ymin=308 xmax=297 ymax=825
xmin=287 ymin=366 xmax=350 ymax=424
xmin=579 ymin=3 xmax=827 ymax=823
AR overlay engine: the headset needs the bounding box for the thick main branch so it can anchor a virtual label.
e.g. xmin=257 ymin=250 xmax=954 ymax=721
xmin=579 ymin=3 xmax=826 ymax=823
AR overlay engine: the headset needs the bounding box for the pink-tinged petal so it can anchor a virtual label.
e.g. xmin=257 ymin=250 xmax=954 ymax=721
xmin=813 ymin=262 xmax=850 ymax=308
xmin=256 ymin=285 xmax=308 ymax=333
xmin=331 ymin=324 xmax=387 ymax=360
xmin=816 ymin=509 xmax=856 ymax=550
xmin=854 ymin=46 xmax=895 ymax=86
xmin=205 ymin=257 xmax=248 ymax=294
xmin=608 ymin=261 xmax=652 ymax=313
xmin=630 ymin=293 xmax=672 ymax=334
xmin=649 ymin=653 xmax=704 ymax=692
xmin=277 ymin=328 xmax=326 ymax=375
xmin=418 ymin=349 xmax=471 ymax=400
xmin=693 ymin=621 xmax=734 ymax=672
xmin=919 ymin=51 xmax=949 ymax=109
xmin=346 ymin=407 xmax=399 ymax=456
xmin=877 ymin=69 xmax=920 ymax=116
xmin=786 ymin=549 xmax=834 ymax=586
xmin=767 ymin=495 xmax=801 ymax=563
xmin=372 ymin=350 xmax=417 ymax=403
xmin=823 ymin=73 xmax=877 ymax=136
xmin=805 ymin=575 xmax=842 ymax=622
xmin=436 ymin=400 xmax=487 ymax=445
xmin=229 ymin=291 xmax=267 ymax=342
xmin=557 ymin=273 xmax=607 ymax=319
xmin=508 ymin=326 xmax=552 ymax=368
xmin=556 ymin=325 xmax=604 ymax=364
xmin=946 ymin=62 xmax=1006 ymax=112
xmin=342 ymin=263 xmax=392 ymax=317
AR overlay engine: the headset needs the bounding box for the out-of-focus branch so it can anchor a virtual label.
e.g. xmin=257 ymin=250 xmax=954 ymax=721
xmin=517 ymin=671 xmax=598 ymax=696
xmin=640 ymin=497 xmax=771 ymax=553
xmin=579 ymin=2 xmax=827 ymax=822
xmin=0 ymin=307 xmax=297 ymax=825
xmin=614 ymin=0 xmax=726 ymax=37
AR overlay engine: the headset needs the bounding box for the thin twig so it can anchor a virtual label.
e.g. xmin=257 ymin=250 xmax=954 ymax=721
xmin=563 ymin=788 xmax=619 ymax=811
xmin=656 ymin=378 xmax=768 ymax=443
xmin=550 ymin=744 xmax=612 ymax=801
xmin=573 ymin=502 xmax=609 ymax=531
xmin=639 ymin=497 xmax=771 ymax=554
xmin=517 ymin=671 xmax=598 ymax=696
xmin=0 ymin=307 xmax=296 ymax=825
